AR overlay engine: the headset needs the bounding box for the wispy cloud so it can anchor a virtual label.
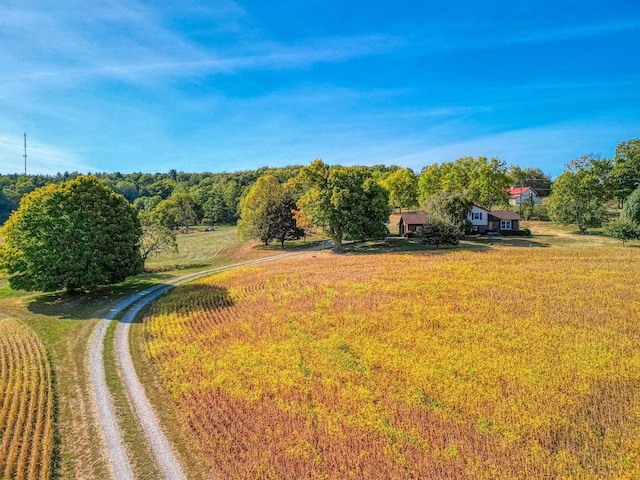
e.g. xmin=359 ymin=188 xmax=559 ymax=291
xmin=411 ymin=18 xmax=640 ymax=54
xmin=0 ymin=0 xmax=401 ymax=90
xmin=511 ymin=20 xmax=640 ymax=45
xmin=0 ymin=134 xmax=96 ymax=175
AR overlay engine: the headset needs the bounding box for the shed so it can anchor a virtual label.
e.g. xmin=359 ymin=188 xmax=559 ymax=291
xmin=398 ymin=214 xmax=430 ymax=236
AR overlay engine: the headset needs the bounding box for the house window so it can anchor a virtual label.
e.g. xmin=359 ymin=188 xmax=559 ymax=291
xmin=472 ymin=212 xmax=482 ymax=220
xmin=472 ymin=225 xmax=478 ymax=232
xmin=500 ymin=220 xmax=512 ymax=230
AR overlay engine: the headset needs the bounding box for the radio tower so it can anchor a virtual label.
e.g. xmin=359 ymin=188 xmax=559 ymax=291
xmin=23 ymin=133 xmax=27 ymax=175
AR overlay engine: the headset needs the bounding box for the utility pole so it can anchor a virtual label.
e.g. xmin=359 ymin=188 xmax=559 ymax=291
xmin=519 ymin=179 xmax=523 ymax=217
xmin=23 ymin=132 xmax=27 ymax=175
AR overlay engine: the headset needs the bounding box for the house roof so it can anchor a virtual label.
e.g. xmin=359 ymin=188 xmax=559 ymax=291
xmin=398 ymin=213 xmax=430 ymax=225
xmin=471 ymin=205 xmax=490 ymax=213
xmin=488 ymin=210 xmax=521 ymax=221
xmin=508 ymin=186 xmax=538 ymax=197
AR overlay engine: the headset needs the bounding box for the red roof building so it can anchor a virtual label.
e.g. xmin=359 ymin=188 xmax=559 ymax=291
xmin=508 ymin=186 xmax=541 ymax=205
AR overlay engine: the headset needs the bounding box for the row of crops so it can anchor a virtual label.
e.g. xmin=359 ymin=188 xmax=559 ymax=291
xmin=0 ymin=318 xmax=53 ymax=479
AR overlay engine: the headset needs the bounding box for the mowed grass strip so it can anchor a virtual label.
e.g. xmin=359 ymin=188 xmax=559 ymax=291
xmin=145 ymin=248 xmax=640 ymax=478
xmin=0 ymin=318 xmax=54 ymax=480
xmin=144 ymin=247 xmax=640 ymax=479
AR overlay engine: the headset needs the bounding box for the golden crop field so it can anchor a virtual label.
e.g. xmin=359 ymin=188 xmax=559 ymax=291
xmin=144 ymin=247 xmax=640 ymax=479
xmin=0 ymin=318 xmax=54 ymax=480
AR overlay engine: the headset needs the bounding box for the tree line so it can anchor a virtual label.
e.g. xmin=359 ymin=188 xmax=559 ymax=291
xmin=2 ymin=138 xmax=639 ymax=231
xmin=1 ymin=137 xmax=639 ymax=292
xmin=0 ymin=158 xmax=548 ymax=227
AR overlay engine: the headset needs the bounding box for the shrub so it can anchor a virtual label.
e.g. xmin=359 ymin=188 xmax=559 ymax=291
xmin=604 ymin=217 xmax=640 ymax=246
xmin=419 ymin=219 xmax=462 ymax=248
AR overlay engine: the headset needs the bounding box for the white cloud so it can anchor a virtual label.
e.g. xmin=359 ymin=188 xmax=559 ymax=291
xmin=0 ymin=134 xmax=96 ymax=175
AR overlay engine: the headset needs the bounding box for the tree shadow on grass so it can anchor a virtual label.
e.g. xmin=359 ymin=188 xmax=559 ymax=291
xmin=465 ymin=236 xmax=551 ymax=248
xmin=143 ymin=263 xmax=210 ymax=273
xmin=26 ymin=279 xmax=162 ymax=321
xmin=343 ymin=235 xmax=550 ymax=256
xmin=128 ymin=283 xmax=235 ymax=325
xmin=26 ymin=266 xmax=237 ymax=321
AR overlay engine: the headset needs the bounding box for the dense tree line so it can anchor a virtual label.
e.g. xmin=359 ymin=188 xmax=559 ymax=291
xmin=0 ymin=161 xmax=542 ymax=226
xmin=2 ymin=137 xmax=638 ymax=238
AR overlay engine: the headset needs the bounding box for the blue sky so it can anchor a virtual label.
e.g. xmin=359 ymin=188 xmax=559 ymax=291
xmin=1 ymin=1 xmax=639 ymax=177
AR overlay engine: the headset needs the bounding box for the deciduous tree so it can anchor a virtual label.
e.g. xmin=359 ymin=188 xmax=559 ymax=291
xmin=297 ymin=160 xmax=390 ymax=252
xmin=612 ymin=138 xmax=640 ymax=204
xmin=520 ymin=197 xmax=537 ymax=220
xmin=0 ymin=176 xmax=142 ymax=292
xmin=424 ymin=192 xmax=473 ymax=232
xmin=418 ymin=156 xmax=510 ymax=208
xmin=621 ymin=186 xmax=640 ymax=224
xmin=604 ymin=217 xmax=640 ymax=246
xmin=238 ymin=176 xmax=303 ymax=246
xmin=265 ymin=195 xmax=304 ymax=247
xmin=380 ymin=168 xmax=418 ymax=211
xmin=154 ymin=192 xmax=202 ymax=231
xmin=548 ymin=156 xmax=608 ymax=234
xmin=139 ymin=219 xmax=177 ymax=270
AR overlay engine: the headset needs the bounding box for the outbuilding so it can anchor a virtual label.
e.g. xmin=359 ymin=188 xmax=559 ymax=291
xmin=398 ymin=213 xmax=431 ymax=236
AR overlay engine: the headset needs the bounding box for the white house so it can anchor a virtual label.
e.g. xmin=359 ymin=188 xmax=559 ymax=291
xmin=508 ymin=186 xmax=541 ymax=205
xmin=467 ymin=206 xmax=521 ymax=233
xmin=468 ymin=205 xmax=489 ymax=232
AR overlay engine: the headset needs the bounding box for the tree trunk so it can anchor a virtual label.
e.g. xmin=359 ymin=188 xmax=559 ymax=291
xmin=332 ymin=232 xmax=344 ymax=253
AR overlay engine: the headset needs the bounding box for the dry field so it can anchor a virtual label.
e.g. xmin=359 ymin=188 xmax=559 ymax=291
xmin=145 ymin=247 xmax=640 ymax=479
xmin=0 ymin=318 xmax=54 ymax=480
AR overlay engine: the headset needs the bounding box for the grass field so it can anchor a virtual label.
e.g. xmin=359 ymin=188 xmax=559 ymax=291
xmin=0 ymin=317 xmax=54 ymax=480
xmin=143 ymin=245 xmax=640 ymax=479
xmin=0 ymin=226 xmax=276 ymax=479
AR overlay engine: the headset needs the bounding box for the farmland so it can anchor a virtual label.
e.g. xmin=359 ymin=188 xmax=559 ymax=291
xmin=0 ymin=318 xmax=54 ymax=480
xmin=144 ymin=246 xmax=640 ymax=479
xmin=0 ymin=227 xmax=278 ymax=479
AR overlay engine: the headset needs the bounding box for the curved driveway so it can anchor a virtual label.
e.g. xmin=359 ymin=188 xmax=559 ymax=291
xmin=89 ymin=249 xmax=322 ymax=479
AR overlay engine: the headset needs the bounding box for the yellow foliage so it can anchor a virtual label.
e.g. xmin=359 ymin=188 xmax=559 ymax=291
xmin=145 ymin=247 xmax=640 ymax=479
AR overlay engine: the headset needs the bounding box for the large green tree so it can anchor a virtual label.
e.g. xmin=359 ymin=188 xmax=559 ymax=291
xmin=612 ymin=138 xmax=640 ymax=203
xmin=418 ymin=156 xmax=510 ymax=208
xmin=265 ymin=194 xmax=304 ymax=247
xmin=0 ymin=176 xmax=142 ymax=292
xmin=297 ymin=160 xmax=390 ymax=252
xmin=424 ymin=192 xmax=473 ymax=232
xmin=467 ymin=157 xmax=511 ymax=208
xmin=154 ymin=192 xmax=202 ymax=231
xmin=604 ymin=217 xmax=640 ymax=246
xmin=380 ymin=168 xmax=418 ymax=211
xmin=237 ymin=175 xmax=302 ymax=246
xmin=621 ymin=186 xmax=640 ymax=224
xmin=548 ymin=156 xmax=608 ymax=234
xmin=139 ymin=218 xmax=177 ymax=270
